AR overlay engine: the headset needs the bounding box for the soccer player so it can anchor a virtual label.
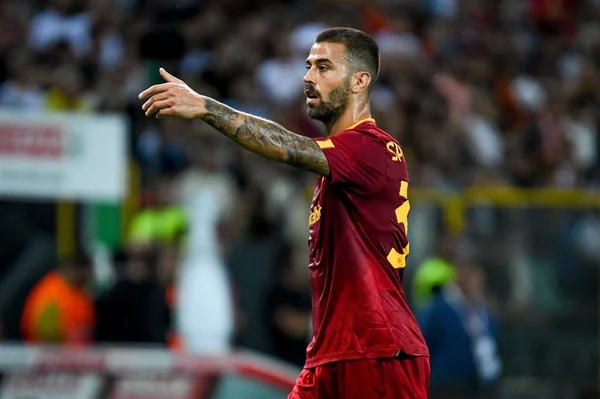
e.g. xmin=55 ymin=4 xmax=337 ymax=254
xmin=139 ymin=27 xmax=430 ymax=398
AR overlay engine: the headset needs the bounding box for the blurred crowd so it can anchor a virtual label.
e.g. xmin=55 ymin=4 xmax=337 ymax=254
xmin=2 ymin=0 xmax=600 ymax=189
xmin=0 ymin=0 xmax=600 ymax=397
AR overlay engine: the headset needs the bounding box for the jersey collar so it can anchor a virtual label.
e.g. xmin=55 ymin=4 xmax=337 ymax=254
xmin=346 ymin=118 xmax=376 ymax=131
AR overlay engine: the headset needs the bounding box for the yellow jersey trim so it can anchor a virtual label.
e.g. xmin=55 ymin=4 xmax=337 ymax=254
xmin=317 ymin=139 xmax=335 ymax=149
xmin=346 ymin=118 xmax=376 ymax=131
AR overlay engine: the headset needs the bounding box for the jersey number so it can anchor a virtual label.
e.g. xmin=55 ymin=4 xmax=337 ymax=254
xmin=386 ymin=180 xmax=410 ymax=269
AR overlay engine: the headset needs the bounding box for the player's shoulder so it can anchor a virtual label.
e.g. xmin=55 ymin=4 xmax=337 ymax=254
xmin=349 ymin=120 xmax=397 ymax=143
xmin=336 ymin=120 xmax=396 ymax=148
xmin=349 ymin=122 xmax=409 ymax=181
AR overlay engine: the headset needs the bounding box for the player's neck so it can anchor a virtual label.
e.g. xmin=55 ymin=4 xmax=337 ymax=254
xmin=325 ymin=101 xmax=372 ymax=136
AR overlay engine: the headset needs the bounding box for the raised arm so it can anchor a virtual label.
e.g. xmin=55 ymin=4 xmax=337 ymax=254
xmin=139 ymin=68 xmax=330 ymax=176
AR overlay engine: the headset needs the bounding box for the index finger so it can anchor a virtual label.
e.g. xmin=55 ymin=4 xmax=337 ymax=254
xmin=138 ymin=83 xmax=172 ymax=100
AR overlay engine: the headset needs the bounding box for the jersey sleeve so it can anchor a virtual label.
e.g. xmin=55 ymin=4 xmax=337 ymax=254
xmin=314 ymin=130 xmax=387 ymax=194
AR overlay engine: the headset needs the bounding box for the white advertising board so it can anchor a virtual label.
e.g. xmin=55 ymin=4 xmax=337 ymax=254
xmin=108 ymin=375 xmax=201 ymax=399
xmin=0 ymin=110 xmax=127 ymax=201
xmin=0 ymin=373 xmax=103 ymax=399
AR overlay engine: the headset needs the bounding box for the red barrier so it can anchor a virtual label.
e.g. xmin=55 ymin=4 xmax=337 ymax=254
xmin=0 ymin=344 xmax=298 ymax=399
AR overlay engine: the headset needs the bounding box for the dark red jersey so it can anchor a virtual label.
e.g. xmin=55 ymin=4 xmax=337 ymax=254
xmin=305 ymin=118 xmax=429 ymax=368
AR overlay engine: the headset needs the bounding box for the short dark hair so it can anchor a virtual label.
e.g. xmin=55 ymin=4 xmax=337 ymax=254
xmin=315 ymin=27 xmax=380 ymax=90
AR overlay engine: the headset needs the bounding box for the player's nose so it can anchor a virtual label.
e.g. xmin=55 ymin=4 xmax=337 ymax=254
xmin=303 ymin=67 xmax=315 ymax=85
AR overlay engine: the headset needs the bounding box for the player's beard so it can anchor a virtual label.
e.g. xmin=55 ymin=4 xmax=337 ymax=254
xmin=306 ymin=78 xmax=351 ymax=125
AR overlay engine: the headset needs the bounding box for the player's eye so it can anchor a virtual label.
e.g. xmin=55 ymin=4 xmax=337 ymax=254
xmin=305 ymin=65 xmax=311 ymax=70
xmin=319 ymin=66 xmax=329 ymax=72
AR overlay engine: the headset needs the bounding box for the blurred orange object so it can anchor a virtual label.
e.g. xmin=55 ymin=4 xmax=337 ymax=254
xmin=166 ymin=283 xmax=176 ymax=308
xmin=21 ymin=271 xmax=95 ymax=345
xmin=165 ymin=283 xmax=182 ymax=351
xmin=361 ymin=6 xmax=389 ymax=34
xmin=168 ymin=332 xmax=183 ymax=352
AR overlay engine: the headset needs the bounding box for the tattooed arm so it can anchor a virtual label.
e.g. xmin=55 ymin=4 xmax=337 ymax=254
xmin=139 ymin=68 xmax=330 ymax=176
xmin=201 ymin=99 xmax=330 ymax=175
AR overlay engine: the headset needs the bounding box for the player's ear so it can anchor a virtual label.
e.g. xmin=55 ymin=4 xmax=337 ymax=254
xmin=352 ymin=71 xmax=371 ymax=94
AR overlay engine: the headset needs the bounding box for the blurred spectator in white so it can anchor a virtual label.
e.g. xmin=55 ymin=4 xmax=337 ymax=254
xmin=29 ymin=0 xmax=92 ymax=58
xmin=290 ymin=22 xmax=329 ymax=55
xmin=510 ymin=70 xmax=548 ymax=114
xmin=435 ymin=63 xmax=504 ymax=170
xmin=465 ymin=96 xmax=504 ymax=169
xmin=89 ymin=1 xmax=126 ymax=72
xmin=562 ymin=97 xmax=598 ymax=177
xmin=375 ymin=14 xmax=422 ymax=58
xmin=256 ymin=32 xmax=307 ymax=105
xmin=173 ymin=133 xmax=237 ymax=355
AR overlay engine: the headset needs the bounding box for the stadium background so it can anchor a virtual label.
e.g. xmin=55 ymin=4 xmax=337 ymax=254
xmin=0 ymin=0 xmax=599 ymax=398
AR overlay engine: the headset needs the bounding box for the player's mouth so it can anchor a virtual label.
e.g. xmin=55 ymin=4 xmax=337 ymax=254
xmin=305 ymin=89 xmax=320 ymax=104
